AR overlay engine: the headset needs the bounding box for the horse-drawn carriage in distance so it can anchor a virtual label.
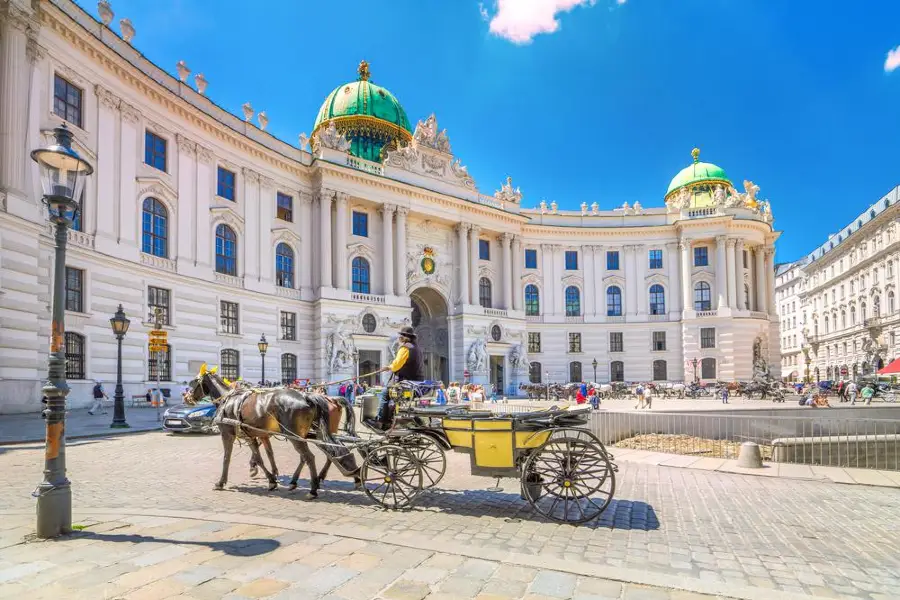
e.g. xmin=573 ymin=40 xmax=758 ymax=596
xmin=186 ymin=368 xmax=618 ymax=525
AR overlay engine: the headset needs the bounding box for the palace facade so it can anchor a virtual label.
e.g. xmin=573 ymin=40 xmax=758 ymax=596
xmin=0 ymin=0 xmax=780 ymax=413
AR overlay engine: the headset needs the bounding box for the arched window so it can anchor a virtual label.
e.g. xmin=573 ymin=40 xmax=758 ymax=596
xmin=874 ymin=296 xmax=881 ymax=317
xmin=841 ymin=310 xmax=846 ymax=329
xmin=607 ymin=286 xmax=622 ymax=317
xmin=220 ymin=349 xmax=240 ymax=380
xmin=824 ymin=316 xmax=829 ymax=334
xmin=275 ymin=243 xmax=294 ymax=288
xmin=610 ymin=360 xmax=624 ymax=382
xmin=861 ymin=302 xmax=867 ymax=321
xmin=352 ymin=257 xmax=370 ymax=294
xmin=701 ymin=357 xmax=716 ymax=380
xmin=525 ymin=284 xmax=540 ymax=316
xmin=744 ymin=284 xmax=750 ymax=308
xmin=649 ymin=284 xmax=665 ymax=315
xmin=64 ymin=332 xmax=85 ymax=380
xmin=565 ymin=286 xmax=581 ymax=317
xmin=889 ymin=291 xmax=895 ymax=314
xmin=281 ymin=353 xmax=297 ymax=384
xmin=652 ymin=359 xmax=667 ymax=381
xmin=142 ymin=197 xmax=168 ymax=258
xmin=694 ymin=281 xmax=712 ymax=311
xmin=479 ymin=277 xmax=492 ymax=308
xmin=569 ymin=361 xmax=582 ymax=383
xmin=850 ymin=305 xmax=857 ymax=325
xmin=529 ymin=362 xmax=542 ymax=383
xmin=215 ymin=224 xmax=237 ymax=276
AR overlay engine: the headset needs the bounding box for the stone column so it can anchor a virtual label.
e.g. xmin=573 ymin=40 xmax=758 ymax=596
xmin=734 ymin=239 xmax=745 ymax=310
xmin=299 ymin=193 xmax=313 ymax=290
xmin=666 ymin=242 xmax=681 ymax=314
xmin=195 ymin=147 xmax=214 ymax=267
xmin=552 ymin=245 xmax=564 ymax=314
xmin=469 ymin=226 xmax=481 ymax=305
xmin=456 ymin=223 xmax=470 ymax=306
xmin=501 ymin=233 xmax=513 ymax=310
xmin=596 ymin=245 xmax=606 ymax=316
xmin=118 ymin=105 xmax=139 ymax=247
xmin=258 ymin=176 xmax=275 ymax=282
xmin=755 ymin=246 xmax=767 ymax=313
xmin=334 ymin=193 xmax=349 ymax=289
xmin=725 ymin=238 xmax=737 ymax=308
xmin=680 ymin=239 xmax=692 ymax=312
xmin=765 ymin=247 xmax=777 ymax=316
xmin=584 ymin=245 xmax=595 ymax=316
xmin=635 ymin=244 xmax=647 ymax=316
xmin=319 ymin=191 xmax=333 ymax=288
xmin=541 ymin=244 xmax=554 ymax=314
xmin=94 ymin=85 xmax=119 ymax=241
xmin=394 ymin=207 xmax=408 ymax=297
xmin=625 ymin=246 xmax=637 ymax=315
xmin=175 ymin=134 xmax=196 ymax=266
xmin=715 ymin=235 xmax=728 ymax=310
xmin=242 ymin=168 xmax=259 ymax=280
xmin=512 ymin=236 xmax=523 ymax=311
xmin=381 ymin=203 xmax=395 ymax=296
xmin=0 ymin=7 xmax=30 ymax=198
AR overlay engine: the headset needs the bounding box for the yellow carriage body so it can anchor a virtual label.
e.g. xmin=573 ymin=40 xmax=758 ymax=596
xmin=441 ymin=416 xmax=553 ymax=476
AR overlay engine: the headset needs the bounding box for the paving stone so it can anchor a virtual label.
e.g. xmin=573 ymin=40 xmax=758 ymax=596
xmin=232 ymin=578 xmax=289 ymax=598
xmin=403 ymin=565 xmax=449 ymax=583
xmin=480 ymin=578 xmax=528 ymax=597
xmin=383 ymin=579 xmax=432 ymax=600
xmin=575 ymin=577 xmax=623 ymax=598
xmin=455 ymin=558 xmax=498 ymax=580
xmin=528 ymin=571 xmax=577 ymax=598
xmin=173 ymin=564 xmax=225 ymax=586
xmin=291 ymin=565 xmax=358 ymax=595
xmin=436 ymin=575 xmax=487 ymax=597
xmin=269 ymin=561 xmax=316 ymax=583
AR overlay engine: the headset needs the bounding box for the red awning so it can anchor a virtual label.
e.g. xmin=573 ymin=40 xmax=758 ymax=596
xmin=877 ymin=359 xmax=900 ymax=375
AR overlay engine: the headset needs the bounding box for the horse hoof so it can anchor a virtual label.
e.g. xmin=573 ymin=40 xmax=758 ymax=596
xmin=288 ymin=483 xmax=297 ymax=491
xmin=268 ymin=482 xmax=277 ymax=491
xmin=306 ymin=491 xmax=318 ymax=500
xmin=214 ymin=483 xmax=225 ymax=491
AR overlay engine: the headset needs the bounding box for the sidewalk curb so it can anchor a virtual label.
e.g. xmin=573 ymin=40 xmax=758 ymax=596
xmin=0 ymin=507 xmax=826 ymax=600
xmin=0 ymin=425 xmax=161 ymax=447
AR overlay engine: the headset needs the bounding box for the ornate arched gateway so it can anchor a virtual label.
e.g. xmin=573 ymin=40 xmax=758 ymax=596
xmin=409 ymin=287 xmax=450 ymax=383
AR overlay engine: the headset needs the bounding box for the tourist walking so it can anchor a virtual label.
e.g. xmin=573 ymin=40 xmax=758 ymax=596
xmin=861 ymin=383 xmax=875 ymax=405
xmin=721 ymin=386 xmax=729 ymax=404
xmin=848 ymin=380 xmax=858 ymax=405
xmin=89 ymin=380 xmax=108 ymax=415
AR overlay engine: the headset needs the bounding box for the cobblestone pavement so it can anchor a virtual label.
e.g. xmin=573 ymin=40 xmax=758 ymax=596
xmin=2 ymin=432 xmax=900 ymax=598
xmin=0 ymin=408 xmax=163 ymax=444
xmin=0 ymin=513 xmax=733 ymax=600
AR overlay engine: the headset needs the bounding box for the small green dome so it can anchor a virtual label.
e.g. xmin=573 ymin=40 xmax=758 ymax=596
xmin=313 ymin=61 xmax=412 ymax=162
xmin=665 ymin=148 xmax=732 ymax=197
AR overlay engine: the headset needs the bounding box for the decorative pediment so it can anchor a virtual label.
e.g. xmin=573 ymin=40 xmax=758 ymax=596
xmin=691 ymin=272 xmax=715 ymax=286
xmin=384 ymin=114 xmax=477 ymax=191
xmin=646 ymin=273 xmax=668 ymax=286
xmin=521 ymin=273 xmax=541 ymax=286
xmin=348 ymin=242 xmax=376 ymax=261
xmin=561 ymin=274 xmax=583 ymax=287
xmin=137 ymin=176 xmax=178 ymax=205
xmin=210 ymin=206 xmax=244 ymax=234
xmin=602 ymin=274 xmax=625 ymax=286
xmin=478 ymin=264 xmax=496 ymax=279
xmin=271 ymin=227 xmax=301 ymax=247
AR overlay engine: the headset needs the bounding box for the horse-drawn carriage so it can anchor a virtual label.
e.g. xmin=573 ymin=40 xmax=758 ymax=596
xmin=188 ymin=369 xmax=618 ymax=524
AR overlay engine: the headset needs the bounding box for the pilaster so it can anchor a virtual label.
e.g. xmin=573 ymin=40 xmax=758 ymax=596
xmin=381 ymin=203 xmax=395 ymax=296
xmin=725 ymin=237 xmax=737 ymax=309
xmin=175 ymin=134 xmax=196 ymax=269
xmin=335 ymin=192 xmax=349 ymax=290
xmin=242 ymin=167 xmax=260 ymax=281
xmin=394 ymin=207 xmax=408 ymax=297
xmin=195 ymin=145 xmax=214 ymax=268
xmin=501 ymin=232 xmax=513 ymax=310
xmin=469 ymin=225 xmax=481 ymax=305
xmin=318 ymin=189 xmax=333 ymax=289
xmin=455 ymin=223 xmax=470 ymax=307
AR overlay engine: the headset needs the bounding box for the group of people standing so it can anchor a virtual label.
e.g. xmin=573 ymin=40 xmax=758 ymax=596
xmin=832 ymin=380 xmax=877 ymax=405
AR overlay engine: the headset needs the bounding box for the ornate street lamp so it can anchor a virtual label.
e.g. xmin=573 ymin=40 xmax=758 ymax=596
xmin=591 ymin=358 xmax=598 ymax=383
xmin=31 ymin=124 xmax=94 ymax=539
xmin=691 ymin=357 xmax=699 ymax=383
xmin=258 ymin=333 xmax=268 ymax=385
xmin=109 ymin=304 xmax=131 ymax=429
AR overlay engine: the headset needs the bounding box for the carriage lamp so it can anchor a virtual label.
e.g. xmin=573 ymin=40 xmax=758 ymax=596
xmin=32 ymin=123 xmax=94 ymax=539
xmin=258 ymin=334 xmax=268 ymax=385
xmin=109 ymin=305 xmax=131 ymax=429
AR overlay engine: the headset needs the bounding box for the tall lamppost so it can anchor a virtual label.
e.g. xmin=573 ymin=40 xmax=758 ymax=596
xmin=592 ymin=358 xmax=598 ymax=383
xmin=691 ymin=357 xmax=699 ymax=383
xmin=257 ymin=334 xmax=268 ymax=385
xmin=31 ymin=124 xmax=94 ymax=539
xmin=109 ymin=305 xmax=131 ymax=429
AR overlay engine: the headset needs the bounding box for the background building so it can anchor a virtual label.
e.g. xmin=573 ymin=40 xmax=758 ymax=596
xmin=775 ymin=260 xmax=806 ymax=381
xmin=0 ymin=0 xmax=780 ymax=413
xmin=795 ymin=185 xmax=900 ymax=383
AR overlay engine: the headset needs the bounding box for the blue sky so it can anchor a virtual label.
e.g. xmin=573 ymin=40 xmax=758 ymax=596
xmin=77 ymin=0 xmax=900 ymax=262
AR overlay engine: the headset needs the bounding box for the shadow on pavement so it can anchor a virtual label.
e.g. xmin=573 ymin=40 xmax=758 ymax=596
xmin=62 ymin=530 xmax=280 ymax=556
xmin=229 ymin=476 xmax=660 ymax=531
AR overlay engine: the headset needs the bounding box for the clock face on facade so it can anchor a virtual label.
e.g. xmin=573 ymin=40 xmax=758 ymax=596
xmin=421 ymin=256 xmax=436 ymax=275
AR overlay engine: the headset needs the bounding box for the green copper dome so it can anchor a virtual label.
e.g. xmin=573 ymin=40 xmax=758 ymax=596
xmin=313 ymin=61 xmax=412 ymax=163
xmin=665 ymin=148 xmax=732 ymax=197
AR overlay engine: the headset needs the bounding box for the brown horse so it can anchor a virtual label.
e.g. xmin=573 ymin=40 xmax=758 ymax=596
xmin=187 ymin=370 xmax=358 ymax=498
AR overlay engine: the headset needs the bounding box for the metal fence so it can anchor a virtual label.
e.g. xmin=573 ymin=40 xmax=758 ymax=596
xmin=590 ymin=410 xmax=900 ymax=471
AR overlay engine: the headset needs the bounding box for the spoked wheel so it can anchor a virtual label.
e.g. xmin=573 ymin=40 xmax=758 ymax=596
xmin=522 ymin=428 xmax=616 ymax=524
xmin=360 ymin=444 xmax=424 ymax=509
xmin=398 ymin=434 xmax=447 ymax=488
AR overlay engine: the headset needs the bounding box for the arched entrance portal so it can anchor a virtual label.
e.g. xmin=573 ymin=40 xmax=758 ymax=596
xmin=410 ymin=287 xmax=450 ymax=384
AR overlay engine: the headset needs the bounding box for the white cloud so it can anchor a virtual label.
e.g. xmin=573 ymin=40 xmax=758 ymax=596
xmin=483 ymin=0 xmax=598 ymax=45
xmin=886 ymin=45 xmax=900 ymax=73
xmin=616 ymin=0 xmax=626 ymax=4
xmin=479 ymin=2 xmax=490 ymax=21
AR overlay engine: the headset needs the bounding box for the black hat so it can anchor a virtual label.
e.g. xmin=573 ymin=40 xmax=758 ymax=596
xmin=399 ymin=326 xmax=417 ymax=340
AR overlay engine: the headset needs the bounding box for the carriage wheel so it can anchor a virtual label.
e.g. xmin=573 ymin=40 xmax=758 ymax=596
xmin=360 ymin=444 xmax=423 ymax=510
xmin=522 ymin=428 xmax=616 ymax=524
xmin=399 ymin=434 xmax=447 ymax=488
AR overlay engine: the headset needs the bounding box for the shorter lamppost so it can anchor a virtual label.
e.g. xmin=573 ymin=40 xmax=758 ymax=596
xmin=691 ymin=357 xmax=699 ymax=383
xmin=109 ymin=304 xmax=131 ymax=428
xmin=592 ymin=358 xmax=598 ymax=383
xmin=258 ymin=334 xmax=268 ymax=385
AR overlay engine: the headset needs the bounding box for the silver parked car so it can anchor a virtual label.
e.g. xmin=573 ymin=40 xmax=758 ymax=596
xmin=162 ymin=401 xmax=218 ymax=434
